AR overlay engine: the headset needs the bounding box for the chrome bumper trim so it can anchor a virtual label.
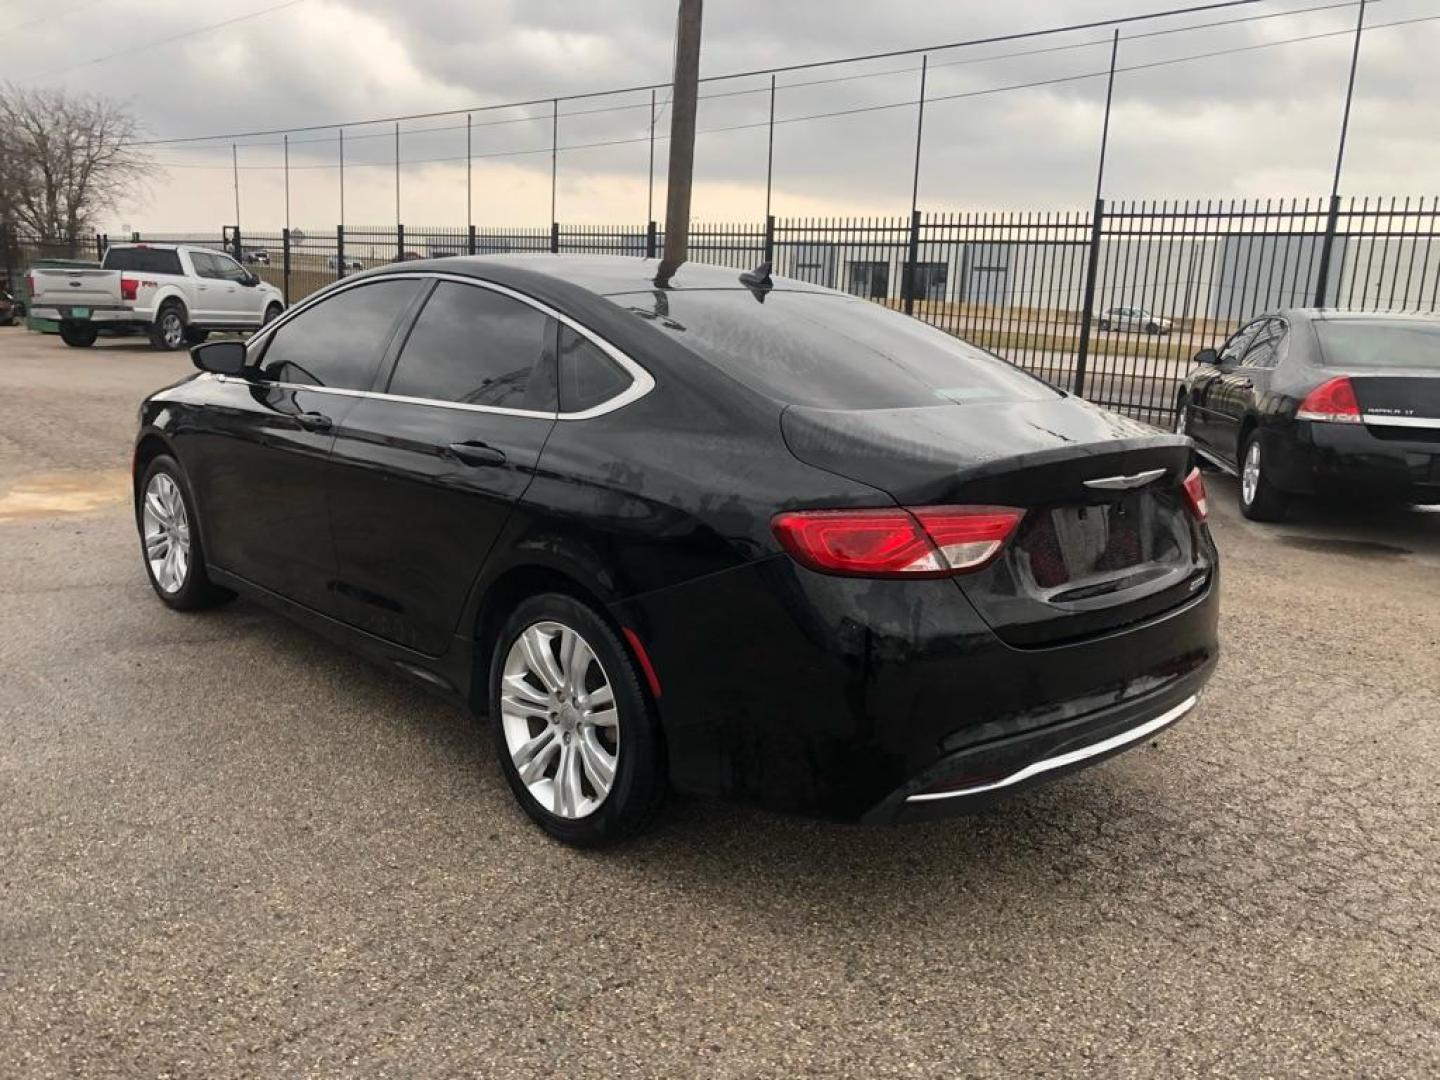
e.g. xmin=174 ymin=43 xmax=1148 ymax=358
xmin=905 ymin=694 xmax=1198 ymax=803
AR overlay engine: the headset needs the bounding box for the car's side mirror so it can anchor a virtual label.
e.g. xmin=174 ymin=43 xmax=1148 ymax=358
xmin=1193 ymin=348 xmax=1220 ymax=366
xmin=242 ymin=272 xmax=260 ymax=286
xmin=191 ymin=339 xmax=248 ymax=376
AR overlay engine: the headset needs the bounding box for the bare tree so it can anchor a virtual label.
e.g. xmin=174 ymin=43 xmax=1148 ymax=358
xmin=0 ymin=83 xmax=152 ymax=242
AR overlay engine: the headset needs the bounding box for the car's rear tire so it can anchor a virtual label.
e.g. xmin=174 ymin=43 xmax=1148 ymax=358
xmin=1146 ymin=322 xmax=1161 ymax=335
xmin=1239 ymin=431 xmax=1288 ymax=522
xmin=136 ymin=454 xmax=233 ymax=611
xmin=149 ymin=302 xmax=187 ymax=351
xmin=59 ymin=321 xmax=98 ymax=347
xmin=489 ymin=592 xmax=666 ymax=847
xmin=1098 ymin=319 xmax=1111 ymax=332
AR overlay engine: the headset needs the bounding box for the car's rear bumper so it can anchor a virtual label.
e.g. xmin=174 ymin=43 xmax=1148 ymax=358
xmin=1265 ymin=421 xmax=1440 ymax=503
xmin=860 ymin=679 xmax=1205 ymax=824
xmin=622 ymin=550 xmax=1220 ymax=822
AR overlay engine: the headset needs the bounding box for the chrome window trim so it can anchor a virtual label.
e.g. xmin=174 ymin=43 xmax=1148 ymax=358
xmin=240 ymin=270 xmax=654 ymax=420
xmin=905 ymin=695 xmax=1198 ymax=803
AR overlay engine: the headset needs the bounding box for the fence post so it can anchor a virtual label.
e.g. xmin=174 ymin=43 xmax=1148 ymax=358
xmin=1 ymin=223 xmax=15 ymax=295
xmin=1073 ymin=197 xmax=1106 ymax=398
xmin=397 ymin=223 xmax=405 ymax=263
xmin=764 ymin=214 xmax=775 ymax=264
xmin=645 ymin=220 xmax=657 ymax=260
xmin=550 ymin=221 xmax=560 ymax=254
xmin=902 ymin=209 xmax=922 ymax=315
xmin=336 ymin=224 xmax=345 ymax=281
xmin=468 ymin=224 xmax=477 ymax=257
xmin=232 ymin=226 xmax=243 ymax=262
xmin=94 ymin=233 xmax=103 ymax=260
xmin=1312 ymin=194 xmax=1342 ymax=307
xmin=282 ymin=228 xmax=292 ymax=303
xmin=131 ymin=231 xmax=140 ymax=243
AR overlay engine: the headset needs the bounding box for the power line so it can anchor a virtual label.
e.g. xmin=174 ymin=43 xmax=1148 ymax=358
xmin=29 ymin=0 xmax=307 ymax=81
xmin=153 ymin=9 xmax=1430 ymax=173
xmin=125 ymin=0 xmax=1272 ymax=147
xmin=147 ymin=0 xmax=1375 ymax=156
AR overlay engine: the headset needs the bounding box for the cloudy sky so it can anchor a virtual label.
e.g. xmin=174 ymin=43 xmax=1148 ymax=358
xmin=10 ymin=0 xmax=1440 ymax=231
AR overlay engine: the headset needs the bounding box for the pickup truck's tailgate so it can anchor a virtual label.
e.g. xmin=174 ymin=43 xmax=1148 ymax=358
xmin=30 ymin=268 xmax=119 ymax=308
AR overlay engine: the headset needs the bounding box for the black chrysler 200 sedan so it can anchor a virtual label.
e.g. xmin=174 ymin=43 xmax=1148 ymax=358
xmin=133 ymin=255 xmax=1219 ymax=845
xmin=1177 ymin=309 xmax=1440 ymax=521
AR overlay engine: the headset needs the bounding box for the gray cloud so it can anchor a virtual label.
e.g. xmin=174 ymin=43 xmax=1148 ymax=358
xmin=16 ymin=0 xmax=1440 ymax=228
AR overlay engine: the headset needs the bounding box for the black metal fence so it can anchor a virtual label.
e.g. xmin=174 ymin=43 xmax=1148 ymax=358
xmin=5 ymin=195 xmax=1439 ymax=426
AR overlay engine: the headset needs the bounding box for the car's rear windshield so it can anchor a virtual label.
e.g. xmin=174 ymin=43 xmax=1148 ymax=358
xmin=103 ymin=247 xmax=183 ymax=275
xmin=1316 ymin=319 xmax=1440 ymax=370
xmin=613 ymin=289 xmax=1058 ymax=409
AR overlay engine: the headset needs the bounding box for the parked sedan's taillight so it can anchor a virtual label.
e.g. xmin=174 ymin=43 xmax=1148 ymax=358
xmin=1181 ymin=467 xmax=1208 ymax=522
xmin=1296 ymin=376 xmax=1361 ymax=423
xmin=120 ymin=277 xmax=139 ymax=301
xmin=771 ymin=506 xmax=1024 ymax=578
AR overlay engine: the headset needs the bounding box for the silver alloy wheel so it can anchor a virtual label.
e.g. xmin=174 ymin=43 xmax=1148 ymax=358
xmin=160 ymin=310 xmax=184 ymax=348
xmin=1242 ymin=439 xmax=1262 ymax=507
xmin=1175 ymin=403 xmax=1188 ymax=435
xmin=141 ymin=472 xmax=191 ymax=594
xmin=500 ymin=620 xmax=620 ymax=819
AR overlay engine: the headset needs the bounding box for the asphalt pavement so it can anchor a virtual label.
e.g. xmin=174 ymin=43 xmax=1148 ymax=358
xmin=2 ymin=326 xmax=1437 ymax=1078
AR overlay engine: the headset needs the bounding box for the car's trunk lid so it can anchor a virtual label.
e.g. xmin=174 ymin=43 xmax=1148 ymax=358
xmin=1344 ymin=373 xmax=1440 ymax=430
xmin=781 ymin=397 xmax=1212 ymax=647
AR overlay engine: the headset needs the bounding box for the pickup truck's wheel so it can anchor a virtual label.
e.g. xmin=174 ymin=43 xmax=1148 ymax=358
xmin=149 ymin=302 xmax=187 ymax=351
xmin=262 ymin=302 xmax=283 ymax=326
xmin=184 ymin=328 xmax=209 ymax=345
xmin=59 ymin=321 xmax=98 ymax=347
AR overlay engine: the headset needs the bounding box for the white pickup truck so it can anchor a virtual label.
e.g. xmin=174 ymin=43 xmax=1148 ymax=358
xmin=27 ymin=243 xmax=286 ymax=350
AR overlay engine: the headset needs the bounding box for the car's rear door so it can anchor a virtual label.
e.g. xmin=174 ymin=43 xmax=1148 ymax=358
xmin=185 ymin=277 xmax=423 ymax=612
xmin=325 ymin=277 xmax=560 ymax=655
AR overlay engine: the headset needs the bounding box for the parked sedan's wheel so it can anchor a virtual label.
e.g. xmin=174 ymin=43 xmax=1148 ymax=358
xmin=149 ymin=302 xmax=187 ymax=351
xmin=136 ymin=455 xmax=233 ymax=610
xmin=1097 ymin=319 xmax=1111 ymax=332
xmin=1174 ymin=397 xmax=1190 ymax=436
xmin=1239 ymin=431 xmax=1288 ymax=522
xmin=1146 ymin=322 xmax=1161 ymax=335
xmin=59 ymin=321 xmax=98 ymax=347
xmin=490 ymin=593 xmax=666 ymax=846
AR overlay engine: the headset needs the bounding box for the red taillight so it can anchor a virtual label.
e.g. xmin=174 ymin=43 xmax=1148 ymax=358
xmin=771 ymin=506 xmax=1024 ymax=578
xmin=1296 ymin=376 xmax=1361 ymax=424
xmin=120 ymin=277 xmax=138 ymax=301
xmin=1182 ymin=466 xmax=1208 ymax=522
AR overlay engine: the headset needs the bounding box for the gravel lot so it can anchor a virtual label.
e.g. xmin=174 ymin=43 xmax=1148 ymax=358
xmin=2 ymin=325 xmax=1437 ymax=1078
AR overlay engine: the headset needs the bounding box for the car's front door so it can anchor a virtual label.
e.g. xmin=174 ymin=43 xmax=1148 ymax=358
xmin=1209 ymin=318 xmax=1287 ymax=459
xmin=186 ymin=278 xmax=423 ymax=612
xmin=1190 ymin=320 xmax=1262 ymax=458
xmin=185 ymin=251 xmax=227 ymax=323
xmin=326 ymin=278 xmax=560 ymax=655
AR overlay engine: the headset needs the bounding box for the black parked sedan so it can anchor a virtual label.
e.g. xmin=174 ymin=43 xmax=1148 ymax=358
xmin=1176 ymin=309 xmax=1440 ymax=520
xmin=134 ymin=255 xmax=1218 ymax=845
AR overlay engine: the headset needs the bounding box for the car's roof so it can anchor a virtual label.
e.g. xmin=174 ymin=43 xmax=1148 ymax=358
xmin=1272 ymin=307 xmax=1440 ymax=324
xmin=365 ymin=252 xmax=830 ymax=298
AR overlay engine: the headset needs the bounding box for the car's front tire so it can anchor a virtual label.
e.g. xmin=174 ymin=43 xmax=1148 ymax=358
xmin=59 ymin=321 xmax=98 ymax=347
xmin=262 ymin=302 xmax=283 ymax=326
xmin=136 ymin=454 xmax=233 ymax=610
xmin=149 ymin=302 xmax=187 ymax=351
xmin=489 ymin=593 xmax=666 ymax=847
xmin=1239 ymin=431 xmax=1288 ymax=522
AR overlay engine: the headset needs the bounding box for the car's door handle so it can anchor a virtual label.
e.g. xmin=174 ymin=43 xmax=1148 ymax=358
xmin=447 ymin=440 xmax=506 ymax=467
xmin=296 ymin=411 xmax=333 ymax=432
xmin=1233 ymin=378 xmax=1253 ymax=389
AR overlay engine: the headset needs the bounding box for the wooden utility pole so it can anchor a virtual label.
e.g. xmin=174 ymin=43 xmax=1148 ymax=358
xmin=655 ymin=0 xmax=703 ymax=285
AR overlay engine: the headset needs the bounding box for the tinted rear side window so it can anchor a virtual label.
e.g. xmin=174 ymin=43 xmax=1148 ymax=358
xmin=103 ymin=247 xmax=183 ymax=275
xmin=257 ymin=279 xmax=420 ymax=390
xmin=1316 ymin=320 xmax=1440 ymax=370
xmin=615 ymin=291 xmax=1057 ymax=409
xmin=387 ymin=282 xmax=555 ymax=410
xmin=558 ymin=326 xmax=632 ymax=413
